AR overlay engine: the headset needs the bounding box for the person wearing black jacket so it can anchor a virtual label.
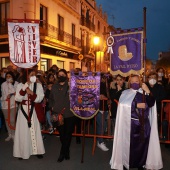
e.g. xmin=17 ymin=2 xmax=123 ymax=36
xmin=49 ymin=69 xmax=76 ymax=162
xmin=110 ymin=74 xmax=127 ymax=120
xmin=146 ymin=72 xmax=166 ymax=128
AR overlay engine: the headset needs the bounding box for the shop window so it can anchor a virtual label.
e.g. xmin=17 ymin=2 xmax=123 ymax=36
xmin=70 ymin=62 xmax=75 ymax=71
xmin=1 ymin=57 xmax=10 ymax=68
xmin=57 ymin=60 xmax=64 ymax=69
xmin=41 ymin=58 xmax=50 ymax=71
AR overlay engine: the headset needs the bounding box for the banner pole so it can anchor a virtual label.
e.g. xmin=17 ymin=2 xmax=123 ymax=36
xmin=141 ymin=7 xmax=147 ymax=141
xmin=143 ymin=7 xmax=147 ymax=83
xmin=81 ymin=120 xmax=86 ymax=163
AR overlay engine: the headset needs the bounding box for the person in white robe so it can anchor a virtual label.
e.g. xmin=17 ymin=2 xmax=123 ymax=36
xmin=13 ymin=69 xmax=45 ymax=159
xmin=110 ymin=74 xmax=163 ymax=170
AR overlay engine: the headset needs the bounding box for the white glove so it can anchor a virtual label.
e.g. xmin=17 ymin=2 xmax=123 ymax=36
xmin=22 ymin=82 xmax=29 ymax=91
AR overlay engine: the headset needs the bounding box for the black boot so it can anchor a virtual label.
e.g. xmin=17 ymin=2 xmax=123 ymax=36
xmin=65 ymin=152 xmax=70 ymax=160
xmin=138 ymin=167 xmax=144 ymax=170
xmin=57 ymin=154 xmax=65 ymax=162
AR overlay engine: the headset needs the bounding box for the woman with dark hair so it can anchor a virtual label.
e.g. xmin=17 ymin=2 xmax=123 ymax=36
xmin=1 ymin=71 xmax=18 ymax=141
xmin=13 ymin=69 xmax=45 ymax=159
xmin=110 ymin=74 xmax=127 ymax=120
xmin=46 ymin=73 xmax=56 ymax=84
xmin=156 ymin=67 xmax=168 ymax=87
xmin=49 ymin=69 xmax=76 ymax=162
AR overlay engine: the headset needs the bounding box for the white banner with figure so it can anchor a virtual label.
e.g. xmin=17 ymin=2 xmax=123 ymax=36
xmin=8 ymin=22 xmax=40 ymax=68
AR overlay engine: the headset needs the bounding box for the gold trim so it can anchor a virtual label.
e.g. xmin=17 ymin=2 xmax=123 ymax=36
xmin=70 ymin=108 xmax=99 ymax=120
xmin=110 ymin=68 xmax=144 ymax=77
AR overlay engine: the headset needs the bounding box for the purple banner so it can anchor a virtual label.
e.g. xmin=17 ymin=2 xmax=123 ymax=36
xmin=108 ymin=31 xmax=143 ymax=76
xmin=70 ymin=72 xmax=100 ymax=120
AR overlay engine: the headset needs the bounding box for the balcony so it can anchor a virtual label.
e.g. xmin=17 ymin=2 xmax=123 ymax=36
xmin=40 ymin=22 xmax=81 ymax=48
xmin=0 ymin=23 xmax=81 ymax=48
xmin=80 ymin=16 xmax=95 ymax=32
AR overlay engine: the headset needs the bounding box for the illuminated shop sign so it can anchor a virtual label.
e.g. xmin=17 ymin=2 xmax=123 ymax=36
xmin=56 ymin=50 xmax=68 ymax=57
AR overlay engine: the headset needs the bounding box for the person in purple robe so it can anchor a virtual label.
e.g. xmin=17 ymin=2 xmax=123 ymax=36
xmin=110 ymin=74 xmax=163 ymax=170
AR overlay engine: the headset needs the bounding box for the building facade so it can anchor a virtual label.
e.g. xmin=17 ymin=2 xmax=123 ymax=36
xmin=0 ymin=0 xmax=109 ymax=72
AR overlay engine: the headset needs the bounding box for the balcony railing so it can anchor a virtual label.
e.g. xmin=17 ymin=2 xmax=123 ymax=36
xmin=40 ymin=22 xmax=81 ymax=48
xmin=80 ymin=16 xmax=95 ymax=32
xmin=0 ymin=23 xmax=81 ymax=48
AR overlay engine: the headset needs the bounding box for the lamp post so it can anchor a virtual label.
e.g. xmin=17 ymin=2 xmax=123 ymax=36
xmin=93 ymin=36 xmax=100 ymax=72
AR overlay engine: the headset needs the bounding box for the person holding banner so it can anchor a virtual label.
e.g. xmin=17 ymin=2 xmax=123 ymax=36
xmin=110 ymin=74 xmax=163 ymax=170
xmin=49 ymin=69 xmax=76 ymax=162
xmin=13 ymin=69 xmax=45 ymax=159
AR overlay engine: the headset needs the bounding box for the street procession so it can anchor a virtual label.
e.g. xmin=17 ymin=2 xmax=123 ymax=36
xmin=0 ymin=0 xmax=170 ymax=170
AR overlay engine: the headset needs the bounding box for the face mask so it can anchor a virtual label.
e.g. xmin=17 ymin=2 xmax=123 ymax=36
xmin=130 ymin=83 xmax=140 ymax=90
xmin=158 ymin=72 xmax=163 ymax=77
xmin=1 ymin=73 xmax=6 ymax=78
xmin=149 ymin=78 xmax=156 ymax=85
xmin=6 ymin=78 xmax=12 ymax=83
xmin=30 ymin=76 xmax=36 ymax=83
xmin=58 ymin=76 xmax=67 ymax=82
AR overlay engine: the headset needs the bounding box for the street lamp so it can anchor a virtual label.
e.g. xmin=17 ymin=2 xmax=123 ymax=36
xmin=93 ymin=35 xmax=100 ymax=72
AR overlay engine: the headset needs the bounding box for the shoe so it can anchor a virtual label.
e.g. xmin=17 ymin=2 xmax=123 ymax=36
xmin=97 ymin=142 xmax=109 ymax=151
xmin=42 ymin=135 xmax=46 ymax=140
xmin=18 ymin=158 xmax=23 ymax=160
xmin=5 ymin=134 xmax=12 ymax=142
xmin=49 ymin=128 xmax=54 ymax=134
xmin=37 ymin=155 xmax=43 ymax=159
xmin=65 ymin=152 xmax=70 ymax=160
xmin=57 ymin=155 xmax=65 ymax=162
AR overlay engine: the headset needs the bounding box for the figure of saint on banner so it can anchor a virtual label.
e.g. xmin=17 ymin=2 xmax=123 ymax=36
xmin=12 ymin=25 xmax=26 ymax=63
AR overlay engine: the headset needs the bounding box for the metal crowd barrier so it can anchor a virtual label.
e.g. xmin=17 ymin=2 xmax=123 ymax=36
xmin=160 ymin=100 xmax=170 ymax=144
xmin=5 ymin=100 xmax=114 ymax=155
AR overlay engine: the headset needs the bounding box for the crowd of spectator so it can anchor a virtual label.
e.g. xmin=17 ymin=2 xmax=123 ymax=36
xmin=0 ymin=64 xmax=170 ymax=160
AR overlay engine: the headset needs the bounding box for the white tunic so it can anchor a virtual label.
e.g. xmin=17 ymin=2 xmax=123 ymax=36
xmin=110 ymin=89 xmax=163 ymax=170
xmin=13 ymin=82 xmax=45 ymax=159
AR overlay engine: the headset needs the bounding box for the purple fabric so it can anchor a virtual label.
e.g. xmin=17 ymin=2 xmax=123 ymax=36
xmin=129 ymin=92 xmax=155 ymax=168
xmin=70 ymin=72 xmax=100 ymax=119
xmin=110 ymin=32 xmax=143 ymax=73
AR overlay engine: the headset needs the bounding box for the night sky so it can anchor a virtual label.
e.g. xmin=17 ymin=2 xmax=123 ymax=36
xmin=96 ymin=0 xmax=170 ymax=61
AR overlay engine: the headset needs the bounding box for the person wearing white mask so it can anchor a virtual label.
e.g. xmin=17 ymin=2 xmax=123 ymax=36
xmin=0 ymin=68 xmax=8 ymax=131
xmin=1 ymin=71 xmax=18 ymax=141
xmin=13 ymin=69 xmax=45 ymax=159
xmin=146 ymin=72 xmax=166 ymax=129
xmin=156 ymin=67 xmax=168 ymax=87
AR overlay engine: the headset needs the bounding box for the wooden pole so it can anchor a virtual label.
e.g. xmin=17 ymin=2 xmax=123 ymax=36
xmin=141 ymin=7 xmax=147 ymax=141
xmin=81 ymin=120 xmax=86 ymax=163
